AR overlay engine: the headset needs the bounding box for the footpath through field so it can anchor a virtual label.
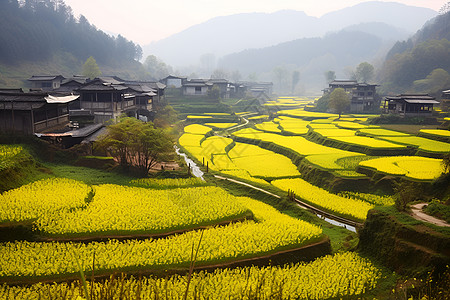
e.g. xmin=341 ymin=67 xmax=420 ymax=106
xmin=410 ymin=203 xmax=450 ymax=227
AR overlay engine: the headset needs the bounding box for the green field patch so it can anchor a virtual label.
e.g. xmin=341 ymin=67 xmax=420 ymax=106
xmin=375 ymin=136 xmax=450 ymax=154
xmin=358 ymin=128 xmax=410 ymax=137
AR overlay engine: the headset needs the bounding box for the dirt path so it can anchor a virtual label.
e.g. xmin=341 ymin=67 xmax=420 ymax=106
xmin=410 ymin=203 xmax=450 ymax=227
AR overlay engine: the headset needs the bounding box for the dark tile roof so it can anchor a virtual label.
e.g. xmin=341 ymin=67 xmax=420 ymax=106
xmin=28 ymin=75 xmax=65 ymax=81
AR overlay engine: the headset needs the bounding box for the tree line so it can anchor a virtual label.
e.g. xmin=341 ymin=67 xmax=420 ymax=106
xmin=0 ymin=0 xmax=142 ymax=65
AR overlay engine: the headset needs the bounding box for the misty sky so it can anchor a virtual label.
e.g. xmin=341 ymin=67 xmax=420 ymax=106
xmin=64 ymin=0 xmax=444 ymax=45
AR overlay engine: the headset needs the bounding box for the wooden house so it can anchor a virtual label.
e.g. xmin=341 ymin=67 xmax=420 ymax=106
xmin=28 ymin=75 xmax=66 ymax=91
xmin=323 ymin=80 xmax=379 ymax=113
xmin=71 ymin=77 xmax=136 ymax=124
xmin=0 ymin=90 xmax=78 ymax=134
xmin=182 ymin=79 xmax=212 ymax=96
xmin=161 ymin=75 xmax=186 ymax=88
xmin=383 ymin=94 xmax=439 ymax=117
xmin=441 ymin=89 xmax=450 ymax=111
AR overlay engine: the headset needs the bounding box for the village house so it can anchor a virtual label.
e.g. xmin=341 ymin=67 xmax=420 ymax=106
xmin=0 ymin=89 xmax=78 ymax=134
xmin=27 ymin=75 xmax=66 ymax=91
xmin=441 ymin=89 xmax=450 ymax=111
xmin=383 ymin=94 xmax=439 ymax=117
xmin=70 ymin=77 xmax=137 ymax=124
xmin=160 ymin=75 xmax=187 ymax=88
xmin=323 ymin=80 xmax=379 ymax=113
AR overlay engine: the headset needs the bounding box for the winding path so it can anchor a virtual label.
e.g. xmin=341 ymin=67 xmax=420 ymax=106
xmin=410 ymin=203 xmax=450 ymax=227
xmin=213 ymin=175 xmax=363 ymax=229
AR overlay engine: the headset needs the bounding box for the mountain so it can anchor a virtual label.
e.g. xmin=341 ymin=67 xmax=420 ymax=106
xmin=0 ymin=0 xmax=145 ymax=88
xmin=143 ymin=1 xmax=437 ymax=67
xmin=380 ymin=11 xmax=450 ymax=94
xmin=219 ymin=30 xmax=385 ymax=93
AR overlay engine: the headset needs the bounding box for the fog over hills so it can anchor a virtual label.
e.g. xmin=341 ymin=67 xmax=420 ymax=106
xmin=143 ymin=1 xmax=437 ymax=68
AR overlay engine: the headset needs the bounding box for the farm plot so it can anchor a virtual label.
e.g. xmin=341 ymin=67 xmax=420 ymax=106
xmin=276 ymin=117 xmax=310 ymax=135
xmin=204 ymin=122 xmax=239 ymax=129
xmin=183 ymin=124 xmax=213 ymax=135
xmin=0 ymin=178 xmax=91 ymax=225
xmin=35 ymin=185 xmax=252 ymax=237
xmin=375 ymin=136 xmax=450 ymax=154
xmin=272 ymin=178 xmax=374 ymax=221
xmin=254 ymin=121 xmax=282 ymax=133
xmin=0 ymin=197 xmax=323 ymax=279
xmin=359 ymin=156 xmax=444 ymax=180
xmin=0 ymin=252 xmax=382 ymax=300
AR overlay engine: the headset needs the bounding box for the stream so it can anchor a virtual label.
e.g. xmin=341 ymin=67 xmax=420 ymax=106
xmin=175 ymin=146 xmax=355 ymax=232
xmin=175 ymin=146 xmax=204 ymax=180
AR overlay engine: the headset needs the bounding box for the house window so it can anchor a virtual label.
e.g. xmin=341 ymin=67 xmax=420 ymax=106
xmin=195 ymin=87 xmax=202 ymax=94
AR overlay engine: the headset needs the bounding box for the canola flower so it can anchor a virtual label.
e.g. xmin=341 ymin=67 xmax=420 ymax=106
xmin=419 ymin=129 xmax=450 ymax=138
xmin=183 ymin=124 xmax=213 ymax=135
xmin=328 ymin=136 xmax=408 ymax=149
xmin=305 ymin=153 xmax=365 ymax=170
xmin=358 ymin=128 xmax=410 ymax=137
xmin=0 ymin=178 xmax=90 ymax=224
xmin=204 ymin=122 xmax=238 ymax=129
xmin=376 ymin=136 xmax=450 ymax=153
xmin=338 ymin=191 xmax=395 ymax=206
xmin=0 ymin=252 xmax=381 ymax=299
xmin=37 ymin=185 xmax=250 ymax=236
xmin=254 ymin=121 xmax=282 ymax=133
xmin=0 ymin=197 xmax=323 ymax=278
xmin=0 ymin=144 xmax=25 ymax=171
xmin=272 ymin=178 xmax=374 ymax=221
xmin=359 ymin=156 xmax=444 ymax=180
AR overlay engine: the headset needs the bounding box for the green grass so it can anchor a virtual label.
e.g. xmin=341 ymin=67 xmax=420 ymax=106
xmin=424 ymin=201 xmax=450 ymax=223
xmin=41 ymin=163 xmax=136 ymax=186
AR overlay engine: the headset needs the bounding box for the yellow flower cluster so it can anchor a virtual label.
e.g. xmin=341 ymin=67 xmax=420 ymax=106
xmin=254 ymin=121 xmax=282 ymax=133
xmin=0 ymin=178 xmax=90 ymax=224
xmin=0 ymin=252 xmax=381 ymax=299
xmin=328 ymin=136 xmax=407 ymax=149
xmin=277 ymin=117 xmax=310 ymax=135
xmin=0 ymin=197 xmax=322 ymax=278
xmin=204 ymin=122 xmax=238 ymax=129
xmin=419 ymin=129 xmax=450 ymax=138
xmin=38 ymin=185 xmax=250 ymax=236
xmin=359 ymin=156 xmax=444 ymax=180
xmin=183 ymin=124 xmax=212 ymax=135
xmin=272 ymin=178 xmax=374 ymax=221
xmin=376 ymin=136 xmax=450 ymax=153
xmin=0 ymin=144 xmax=23 ymax=158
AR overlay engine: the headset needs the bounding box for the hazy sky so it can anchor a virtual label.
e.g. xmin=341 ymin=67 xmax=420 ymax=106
xmin=64 ymin=0 xmax=444 ymax=45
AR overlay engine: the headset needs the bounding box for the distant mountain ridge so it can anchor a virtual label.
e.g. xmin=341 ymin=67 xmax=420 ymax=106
xmin=143 ymin=1 xmax=437 ymax=67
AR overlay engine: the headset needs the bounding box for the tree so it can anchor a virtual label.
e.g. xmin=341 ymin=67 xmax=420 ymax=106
xmin=82 ymin=56 xmax=101 ymax=79
xmin=393 ymin=180 xmax=423 ymax=211
xmin=207 ymin=85 xmax=221 ymax=101
xmin=324 ymin=70 xmax=336 ymax=84
xmin=96 ymin=117 xmax=174 ymax=176
xmin=328 ymin=88 xmax=350 ymax=118
xmin=144 ymin=55 xmax=172 ymax=80
xmin=355 ymin=62 xmax=374 ymax=83
xmin=413 ymin=68 xmax=450 ymax=95
xmin=291 ymin=71 xmax=300 ymax=95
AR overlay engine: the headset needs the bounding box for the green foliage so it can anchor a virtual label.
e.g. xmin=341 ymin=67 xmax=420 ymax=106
xmin=143 ymin=55 xmax=172 ymax=81
xmin=393 ymin=180 xmax=423 ymax=211
xmin=82 ymin=56 xmax=102 ymax=79
xmin=328 ymin=88 xmax=350 ymax=118
xmin=315 ymin=93 xmax=330 ymax=112
xmin=0 ymin=0 xmax=142 ymax=64
xmin=381 ymin=39 xmax=450 ymax=92
xmin=355 ymin=62 xmax=374 ymax=83
xmin=424 ymin=200 xmax=450 ymax=223
xmin=413 ymin=68 xmax=450 ymax=95
xmin=324 ymin=70 xmax=336 ymax=84
xmin=95 ymin=117 xmax=175 ymax=176
xmin=207 ymin=85 xmax=221 ymax=100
